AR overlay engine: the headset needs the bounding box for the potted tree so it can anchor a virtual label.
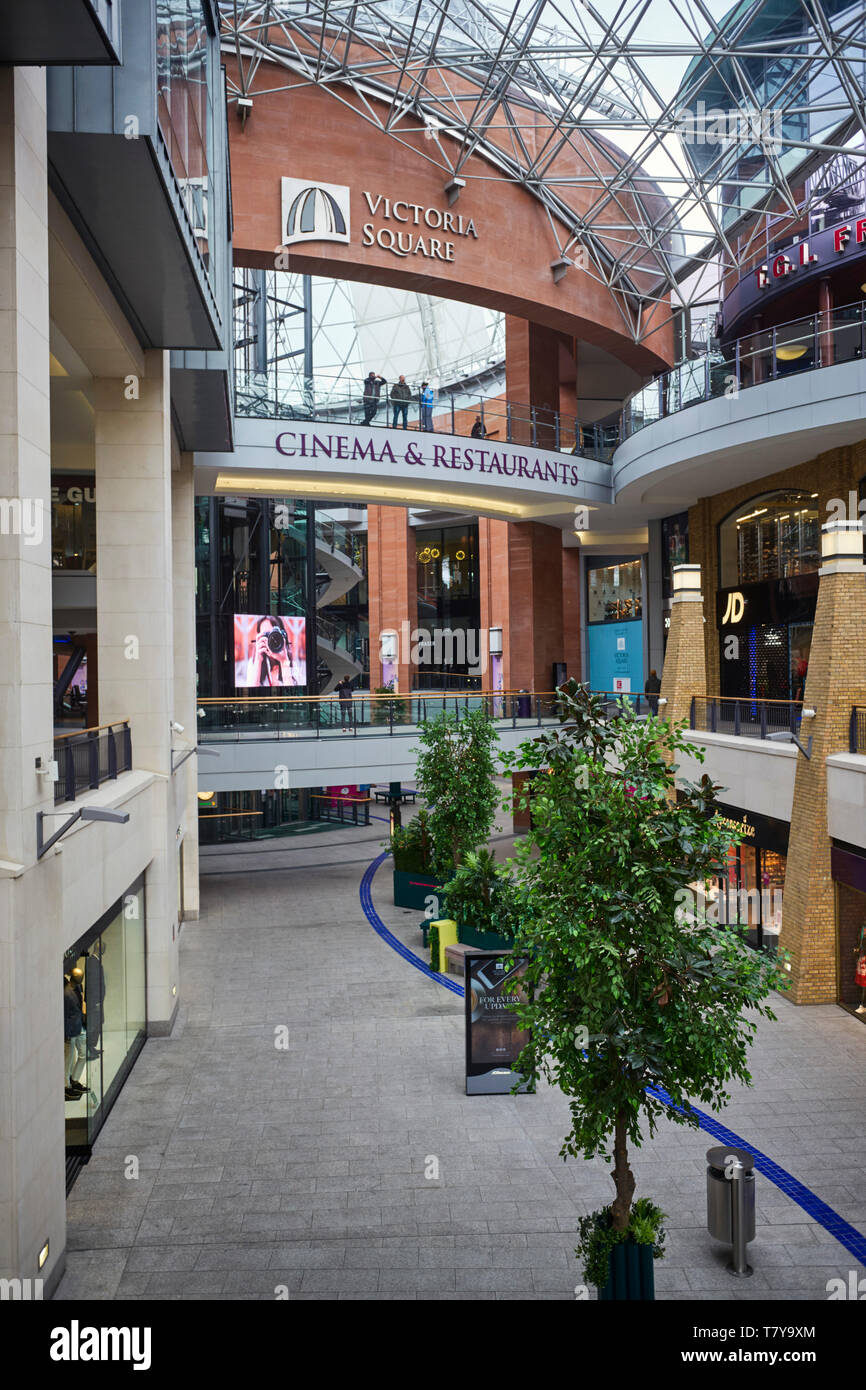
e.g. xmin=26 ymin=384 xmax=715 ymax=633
xmin=390 ymin=809 xmax=442 ymax=911
xmin=503 ymin=681 xmax=788 ymax=1300
xmin=442 ymin=849 xmax=519 ymax=951
xmin=391 ymin=707 xmax=500 ymax=911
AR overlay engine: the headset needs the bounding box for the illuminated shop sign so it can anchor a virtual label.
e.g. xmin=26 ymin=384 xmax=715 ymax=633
xmin=754 ymin=218 xmax=866 ymax=288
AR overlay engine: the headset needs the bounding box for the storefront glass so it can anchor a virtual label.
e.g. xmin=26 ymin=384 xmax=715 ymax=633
xmin=64 ymin=879 xmax=147 ymax=1152
xmin=719 ymin=489 xmax=820 ymax=588
xmin=587 ymin=558 xmax=643 ymax=623
xmin=51 ymin=474 xmax=96 ymax=571
xmin=704 ymin=807 xmax=788 ymax=955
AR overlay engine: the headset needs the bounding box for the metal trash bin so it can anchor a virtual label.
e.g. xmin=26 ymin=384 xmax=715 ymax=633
xmin=517 ymin=690 xmax=531 ymax=718
xmin=706 ymin=1145 xmax=756 ymax=1244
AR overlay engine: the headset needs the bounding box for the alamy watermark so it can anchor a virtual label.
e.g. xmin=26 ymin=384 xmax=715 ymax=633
xmin=675 ymin=103 xmax=784 ymax=150
xmin=384 ymin=620 xmax=490 ymax=677
xmin=0 ymin=497 xmax=44 ymax=546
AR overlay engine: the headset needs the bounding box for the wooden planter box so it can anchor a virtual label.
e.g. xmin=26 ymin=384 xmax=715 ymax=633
xmin=598 ymin=1238 xmax=656 ymax=1301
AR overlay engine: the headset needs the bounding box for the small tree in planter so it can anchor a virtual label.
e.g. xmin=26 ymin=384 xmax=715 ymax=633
xmin=503 ymin=681 xmax=788 ymax=1299
xmin=442 ymin=849 xmax=520 ymax=948
xmin=415 ymin=707 xmax=499 ymax=879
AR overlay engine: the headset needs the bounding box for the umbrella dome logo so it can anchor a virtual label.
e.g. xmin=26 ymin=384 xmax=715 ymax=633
xmin=281 ymin=178 xmax=350 ymax=246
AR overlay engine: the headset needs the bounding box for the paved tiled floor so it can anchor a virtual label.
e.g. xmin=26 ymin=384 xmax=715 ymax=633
xmin=56 ymin=818 xmax=866 ymax=1301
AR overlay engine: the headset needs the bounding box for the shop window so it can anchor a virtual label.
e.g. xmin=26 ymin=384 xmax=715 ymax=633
xmin=837 ymin=883 xmax=866 ymax=1016
xmin=52 ymin=475 xmax=96 ymax=571
xmin=587 ymin=558 xmax=643 ymax=623
xmin=718 ymin=489 xmax=820 ymax=588
xmin=64 ymin=879 xmax=147 ymax=1154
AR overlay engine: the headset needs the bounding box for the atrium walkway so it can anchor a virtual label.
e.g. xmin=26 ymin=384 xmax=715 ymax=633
xmin=55 ymin=816 xmax=866 ymax=1301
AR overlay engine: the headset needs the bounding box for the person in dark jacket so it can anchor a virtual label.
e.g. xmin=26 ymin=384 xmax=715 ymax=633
xmin=470 ymin=415 xmax=486 ymax=438
xmin=390 ymin=375 xmax=412 ymax=429
xmin=337 ymin=676 xmax=354 ymax=728
xmin=363 ymin=371 xmax=386 ymax=425
xmin=645 ymin=668 xmax=661 ymax=714
xmin=64 ymin=969 xmax=87 ymax=1098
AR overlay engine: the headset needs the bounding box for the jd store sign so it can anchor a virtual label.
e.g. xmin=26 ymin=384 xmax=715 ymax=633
xmin=281 ymin=178 xmax=478 ymax=264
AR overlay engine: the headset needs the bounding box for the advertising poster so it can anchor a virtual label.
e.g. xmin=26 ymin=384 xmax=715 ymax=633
xmin=465 ymin=952 xmax=532 ymax=1095
xmin=233 ymin=614 xmax=306 ymax=688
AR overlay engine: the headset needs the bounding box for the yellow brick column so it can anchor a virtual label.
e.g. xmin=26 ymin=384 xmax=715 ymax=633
xmin=659 ymin=563 xmax=707 ymax=732
xmin=779 ymin=519 xmax=866 ymax=1004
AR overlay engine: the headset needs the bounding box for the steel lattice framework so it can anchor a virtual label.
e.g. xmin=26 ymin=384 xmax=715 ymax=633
xmin=220 ymin=0 xmax=866 ymax=347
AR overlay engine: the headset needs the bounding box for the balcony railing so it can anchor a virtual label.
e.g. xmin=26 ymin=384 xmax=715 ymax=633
xmin=623 ymin=298 xmax=866 ymax=440
xmin=197 ymin=689 xmax=568 ymax=738
xmin=850 ymin=707 xmax=866 ymax=755
xmin=235 ymin=371 xmax=618 ymax=464
xmin=53 ymin=721 xmax=132 ymax=804
xmin=690 ymin=696 xmax=803 ymax=741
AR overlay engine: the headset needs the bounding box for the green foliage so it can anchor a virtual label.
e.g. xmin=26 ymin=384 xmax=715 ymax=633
xmin=415 ymin=708 xmax=499 ymax=877
xmin=390 ymin=808 xmax=435 ymax=873
xmin=428 ymin=923 xmax=440 ymax=972
xmin=576 ymin=1199 xmax=667 ymax=1290
xmin=500 ymin=680 xmax=789 ymax=1231
xmin=371 ymin=682 xmax=411 ymax=725
xmin=442 ymin=848 xmax=520 ymax=939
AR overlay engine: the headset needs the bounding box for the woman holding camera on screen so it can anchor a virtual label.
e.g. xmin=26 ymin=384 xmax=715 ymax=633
xmin=246 ymin=615 xmax=301 ymax=687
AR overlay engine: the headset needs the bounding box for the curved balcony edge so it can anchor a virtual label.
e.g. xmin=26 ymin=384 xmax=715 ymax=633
xmin=612 ymin=358 xmax=866 ymax=509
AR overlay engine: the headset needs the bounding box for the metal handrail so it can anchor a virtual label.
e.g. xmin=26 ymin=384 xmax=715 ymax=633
xmin=622 ymin=297 xmax=866 ymax=441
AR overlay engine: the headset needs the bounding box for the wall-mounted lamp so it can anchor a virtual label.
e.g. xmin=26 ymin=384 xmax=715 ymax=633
xmin=444 ymin=177 xmax=465 ymax=205
xmin=489 ymin=626 xmax=503 ymax=658
xmin=38 ymin=1240 xmax=49 ymax=1270
xmin=550 ymin=255 xmax=572 ymax=284
xmin=236 ymin=95 xmax=253 ymax=127
xmin=379 ymin=629 xmax=398 ymax=663
xmin=766 ymin=729 xmax=813 ymax=760
xmin=37 ymin=805 xmax=130 ymax=859
xmin=671 ymin=563 xmax=702 ymax=602
xmin=820 ymin=518 xmax=864 ymax=574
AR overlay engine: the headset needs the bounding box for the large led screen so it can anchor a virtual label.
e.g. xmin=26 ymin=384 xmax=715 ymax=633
xmin=234 ymin=615 xmax=307 ymax=688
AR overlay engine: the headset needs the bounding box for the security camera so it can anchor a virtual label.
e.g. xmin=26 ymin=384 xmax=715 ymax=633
xmin=171 ymin=721 xmax=185 ymax=735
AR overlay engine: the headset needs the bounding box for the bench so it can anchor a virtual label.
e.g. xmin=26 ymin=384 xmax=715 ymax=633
xmin=373 ymin=787 xmax=417 ymax=804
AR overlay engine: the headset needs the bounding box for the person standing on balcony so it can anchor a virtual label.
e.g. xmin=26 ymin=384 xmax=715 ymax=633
xmin=337 ymin=675 xmax=354 ymax=729
xmin=363 ymin=371 xmax=386 ymax=425
xmin=390 ymin=375 xmax=411 ymax=429
xmin=420 ymin=381 xmax=435 ymax=431
xmin=645 ymin=668 xmax=661 ymax=714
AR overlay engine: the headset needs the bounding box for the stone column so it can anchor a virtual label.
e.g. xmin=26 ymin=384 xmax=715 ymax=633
xmin=94 ymin=351 xmax=179 ymax=1033
xmin=172 ymin=450 xmax=199 ymax=920
xmin=779 ymin=519 xmax=866 ymax=1004
xmin=0 ymin=67 xmax=66 ymax=1294
xmin=659 ymin=563 xmax=706 ymax=731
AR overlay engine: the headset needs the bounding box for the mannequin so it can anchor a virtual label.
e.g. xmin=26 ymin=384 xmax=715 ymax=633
xmin=84 ymin=941 xmax=105 ymax=1060
xmin=63 ymin=967 xmax=87 ymax=1100
xmin=854 ymin=925 xmax=866 ymax=1015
